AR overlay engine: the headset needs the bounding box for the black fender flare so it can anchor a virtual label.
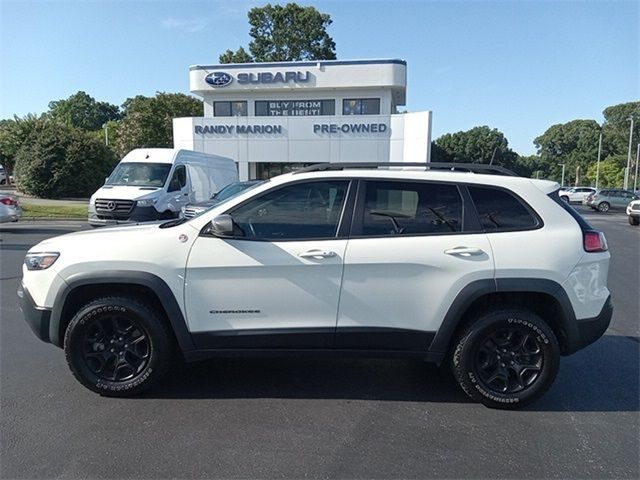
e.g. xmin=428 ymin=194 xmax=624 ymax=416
xmin=427 ymin=278 xmax=578 ymax=357
xmin=50 ymin=270 xmax=195 ymax=352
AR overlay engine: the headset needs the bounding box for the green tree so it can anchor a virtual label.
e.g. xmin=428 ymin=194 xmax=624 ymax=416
xmin=116 ymin=92 xmax=202 ymax=157
xmin=602 ymin=101 xmax=640 ymax=155
xmin=219 ymin=46 xmax=254 ymax=64
xmin=584 ymin=157 xmax=625 ymax=188
xmin=14 ymin=121 xmax=117 ymax=198
xmin=533 ymin=119 xmax=603 ymax=186
xmin=0 ymin=114 xmax=45 ymax=175
xmin=48 ymin=91 xmax=121 ymax=131
xmin=218 ymin=3 xmax=336 ymax=63
xmin=432 ymin=125 xmax=519 ymax=164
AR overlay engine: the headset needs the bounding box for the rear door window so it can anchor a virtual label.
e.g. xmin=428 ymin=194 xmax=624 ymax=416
xmin=468 ymin=186 xmax=540 ymax=231
xmin=359 ymin=181 xmax=463 ymax=236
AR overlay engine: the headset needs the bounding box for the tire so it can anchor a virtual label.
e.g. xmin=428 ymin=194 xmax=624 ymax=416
xmin=451 ymin=309 xmax=560 ymax=409
xmin=560 ymin=196 xmax=570 ymax=203
xmin=597 ymin=202 xmax=610 ymax=212
xmin=629 ymin=215 xmax=640 ymax=226
xmin=64 ymin=296 xmax=173 ymax=397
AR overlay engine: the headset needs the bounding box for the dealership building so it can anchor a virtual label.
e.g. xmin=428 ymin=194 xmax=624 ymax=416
xmin=172 ymin=59 xmax=432 ymax=181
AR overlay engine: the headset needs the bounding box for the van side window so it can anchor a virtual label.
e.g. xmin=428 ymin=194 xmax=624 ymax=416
xmin=468 ymin=186 xmax=539 ymax=231
xmin=168 ymin=165 xmax=186 ymax=192
xmin=361 ymin=181 xmax=463 ymax=236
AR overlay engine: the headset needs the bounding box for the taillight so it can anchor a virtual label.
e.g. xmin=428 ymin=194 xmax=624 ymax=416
xmin=584 ymin=231 xmax=608 ymax=252
xmin=0 ymin=197 xmax=17 ymax=206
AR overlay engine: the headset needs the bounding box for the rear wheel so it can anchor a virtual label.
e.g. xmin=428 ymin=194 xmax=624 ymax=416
xmin=452 ymin=309 xmax=560 ymax=409
xmin=597 ymin=202 xmax=610 ymax=212
xmin=629 ymin=215 xmax=639 ymax=226
xmin=64 ymin=296 xmax=172 ymax=397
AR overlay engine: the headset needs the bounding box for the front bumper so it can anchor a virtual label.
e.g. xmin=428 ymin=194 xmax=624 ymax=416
xmin=89 ymin=205 xmax=172 ymax=226
xmin=567 ymin=295 xmax=613 ymax=354
xmin=17 ymin=283 xmax=52 ymax=344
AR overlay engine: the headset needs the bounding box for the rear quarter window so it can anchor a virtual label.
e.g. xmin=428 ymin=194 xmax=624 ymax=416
xmin=468 ymin=186 xmax=540 ymax=232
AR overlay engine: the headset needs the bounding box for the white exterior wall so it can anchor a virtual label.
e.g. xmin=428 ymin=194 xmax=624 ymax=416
xmin=174 ymin=59 xmax=431 ymax=181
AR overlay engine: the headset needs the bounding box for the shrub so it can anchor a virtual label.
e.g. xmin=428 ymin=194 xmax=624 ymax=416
xmin=14 ymin=121 xmax=117 ymax=198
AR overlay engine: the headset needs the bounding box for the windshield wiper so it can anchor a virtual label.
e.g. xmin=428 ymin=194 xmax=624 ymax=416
xmin=159 ymin=218 xmax=188 ymax=229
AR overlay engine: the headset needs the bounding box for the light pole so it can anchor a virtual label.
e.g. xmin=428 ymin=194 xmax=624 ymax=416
xmin=558 ymin=163 xmax=566 ymax=186
xmin=595 ymin=130 xmax=602 ymax=189
xmin=103 ymin=123 xmax=109 ymax=146
xmin=625 ymin=116 xmax=634 ymax=189
xmin=635 ymin=143 xmax=639 ymax=192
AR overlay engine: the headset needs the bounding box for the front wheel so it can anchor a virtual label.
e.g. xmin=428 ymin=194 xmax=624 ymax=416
xmin=597 ymin=202 xmax=610 ymax=212
xmin=560 ymin=196 xmax=570 ymax=203
xmin=64 ymin=296 xmax=173 ymax=397
xmin=629 ymin=215 xmax=640 ymax=226
xmin=452 ymin=309 xmax=560 ymax=409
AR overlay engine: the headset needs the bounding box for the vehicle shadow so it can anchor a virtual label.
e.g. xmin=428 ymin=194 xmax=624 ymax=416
xmin=143 ymin=335 xmax=639 ymax=412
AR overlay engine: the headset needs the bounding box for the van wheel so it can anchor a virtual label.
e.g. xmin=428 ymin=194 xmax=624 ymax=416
xmin=64 ymin=296 xmax=172 ymax=397
xmin=451 ymin=309 xmax=560 ymax=409
xmin=597 ymin=202 xmax=610 ymax=212
xmin=629 ymin=216 xmax=640 ymax=226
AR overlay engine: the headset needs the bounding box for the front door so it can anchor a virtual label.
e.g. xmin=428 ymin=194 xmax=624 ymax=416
xmin=184 ymin=179 xmax=353 ymax=349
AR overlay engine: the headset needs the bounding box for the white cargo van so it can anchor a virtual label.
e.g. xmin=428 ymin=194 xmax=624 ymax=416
xmin=89 ymin=148 xmax=237 ymax=226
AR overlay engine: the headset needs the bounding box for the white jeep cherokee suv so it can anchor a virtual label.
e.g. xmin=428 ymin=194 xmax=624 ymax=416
xmin=19 ymin=163 xmax=612 ymax=409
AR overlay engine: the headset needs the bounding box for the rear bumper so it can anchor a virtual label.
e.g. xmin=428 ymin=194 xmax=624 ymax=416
xmin=566 ymin=295 xmax=613 ymax=354
xmin=17 ymin=283 xmax=52 ymax=344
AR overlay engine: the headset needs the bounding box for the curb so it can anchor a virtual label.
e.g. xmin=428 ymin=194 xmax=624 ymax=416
xmin=20 ymin=217 xmax=87 ymax=222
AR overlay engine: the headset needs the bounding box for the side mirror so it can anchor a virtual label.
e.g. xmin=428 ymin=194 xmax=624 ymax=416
xmin=210 ymin=214 xmax=235 ymax=237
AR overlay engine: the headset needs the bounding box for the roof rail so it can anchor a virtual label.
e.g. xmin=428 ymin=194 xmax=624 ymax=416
xmin=293 ymin=162 xmax=518 ymax=176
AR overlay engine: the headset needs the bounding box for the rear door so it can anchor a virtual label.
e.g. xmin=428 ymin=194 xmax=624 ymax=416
xmin=336 ymin=179 xmax=494 ymax=351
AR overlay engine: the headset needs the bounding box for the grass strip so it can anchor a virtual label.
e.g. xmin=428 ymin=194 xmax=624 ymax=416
xmin=21 ymin=204 xmax=88 ymax=219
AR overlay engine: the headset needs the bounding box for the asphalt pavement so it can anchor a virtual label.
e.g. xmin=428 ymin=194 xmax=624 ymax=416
xmin=1 ymin=208 xmax=638 ymax=479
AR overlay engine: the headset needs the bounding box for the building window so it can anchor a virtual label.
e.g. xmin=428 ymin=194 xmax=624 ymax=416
xmin=255 ymin=163 xmax=314 ymax=180
xmin=255 ymin=100 xmax=335 ymax=116
xmin=214 ymin=101 xmax=248 ymax=117
xmin=342 ymin=98 xmax=380 ymax=115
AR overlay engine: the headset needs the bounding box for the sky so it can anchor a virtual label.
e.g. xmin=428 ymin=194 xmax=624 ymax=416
xmin=0 ymin=0 xmax=638 ymax=155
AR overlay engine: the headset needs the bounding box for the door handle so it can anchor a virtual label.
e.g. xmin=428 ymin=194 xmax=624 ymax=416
xmin=298 ymin=249 xmax=337 ymax=259
xmin=444 ymin=246 xmax=485 ymax=256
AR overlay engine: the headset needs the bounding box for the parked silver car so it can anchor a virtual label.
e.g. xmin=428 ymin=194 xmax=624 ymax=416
xmin=584 ymin=189 xmax=639 ymax=212
xmin=0 ymin=194 xmax=21 ymax=222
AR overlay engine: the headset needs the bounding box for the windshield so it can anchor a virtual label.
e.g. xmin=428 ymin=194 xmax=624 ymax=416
xmin=106 ymin=163 xmax=172 ymax=187
xmin=214 ymin=182 xmax=262 ymax=202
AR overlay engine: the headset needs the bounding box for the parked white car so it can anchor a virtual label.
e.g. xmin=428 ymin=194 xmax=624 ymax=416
xmin=627 ymin=199 xmax=640 ymax=225
xmin=0 ymin=194 xmax=21 ymax=222
xmin=559 ymin=186 xmax=595 ymax=203
xmin=19 ymin=163 xmax=612 ymax=409
xmin=89 ymin=149 xmax=238 ymax=226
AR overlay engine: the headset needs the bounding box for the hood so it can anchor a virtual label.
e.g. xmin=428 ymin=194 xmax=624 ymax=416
xmin=90 ymin=185 xmax=162 ymax=202
xmin=28 ymin=222 xmax=163 ymax=253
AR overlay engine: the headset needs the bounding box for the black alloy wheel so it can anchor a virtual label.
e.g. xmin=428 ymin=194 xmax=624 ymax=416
xmin=474 ymin=327 xmax=543 ymax=395
xmin=81 ymin=314 xmax=151 ymax=382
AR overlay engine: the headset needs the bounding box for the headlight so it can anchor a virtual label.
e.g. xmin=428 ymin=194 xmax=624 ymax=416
xmin=25 ymin=252 xmax=59 ymax=270
xmin=137 ymin=198 xmax=157 ymax=207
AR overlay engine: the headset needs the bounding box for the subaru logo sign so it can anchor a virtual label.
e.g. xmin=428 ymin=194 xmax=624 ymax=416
xmin=205 ymin=72 xmax=233 ymax=87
